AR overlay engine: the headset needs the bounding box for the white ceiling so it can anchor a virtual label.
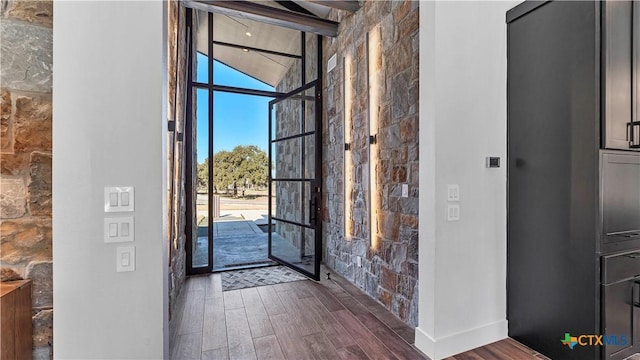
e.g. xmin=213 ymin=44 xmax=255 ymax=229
xmin=194 ymin=0 xmax=333 ymax=87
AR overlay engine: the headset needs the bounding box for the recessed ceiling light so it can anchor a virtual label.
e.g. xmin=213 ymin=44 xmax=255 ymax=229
xmin=242 ymin=48 xmax=249 ymax=52
xmin=245 ymin=31 xmax=252 ymax=37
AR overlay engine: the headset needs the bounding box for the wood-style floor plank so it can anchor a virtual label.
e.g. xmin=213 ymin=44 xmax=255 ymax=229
xmin=223 ymin=289 xmax=244 ymax=311
xmin=337 ymin=344 xmax=371 ymax=360
xmin=306 ymin=281 xmax=346 ymax=312
xmin=202 ymin=347 xmax=229 ymax=360
xmin=299 ymin=295 xmax=357 ymax=350
xmin=241 ymin=287 xmax=275 ymax=338
xmin=225 ymin=308 xmax=257 ymax=360
xmin=332 ymin=309 xmax=399 ymax=360
xmin=334 ymin=293 xmax=369 ymax=315
xmin=290 ymin=280 xmax=314 ymax=298
xmin=304 ymin=332 xmax=341 ymax=360
xmin=177 ymin=289 xmax=205 ymax=335
xmin=356 ymin=312 xmax=426 ymax=360
xmin=269 ymin=313 xmax=315 ymax=360
xmin=201 ymin=298 xmax=227 ymax=352
xmin=277 ymin=289 xmax=323 ymax=336
xmin=205 ymin=274 xmax=223 ymax=300
xmin=184 ymin=276 xmax=207 ymax=292
xmin=171 ymin=332 xmax=202 ymax=360
xmin=253 ymin=335 xmax=286 ymax=360
xmin=256 ymin=285 xmax=286 ymax=316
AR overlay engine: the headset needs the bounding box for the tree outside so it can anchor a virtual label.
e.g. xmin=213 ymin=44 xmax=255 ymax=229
xmin=197 ymin=145 xmax=269 ymax=195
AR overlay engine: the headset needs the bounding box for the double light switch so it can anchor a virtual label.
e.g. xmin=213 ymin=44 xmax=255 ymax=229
xmin=104 ymin=187 xmax=134 ymax=212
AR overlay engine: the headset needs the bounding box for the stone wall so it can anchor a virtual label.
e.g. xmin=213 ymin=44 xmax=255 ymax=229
xmin=167 ymin=0 xmax=188 ymax=322
xmin=322 ymin=0 xmax=419 ymax=326
xmin=0 ymin=0 xmax=53 ymax=357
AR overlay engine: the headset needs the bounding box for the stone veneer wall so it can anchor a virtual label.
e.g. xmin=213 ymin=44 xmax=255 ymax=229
xmin=167 ymin=0 xmax=188 ymax=321
xmin=322 ymin=1 xmax=419 ymax=326
xmin=0 ymin=0 xmax=54 ymax=357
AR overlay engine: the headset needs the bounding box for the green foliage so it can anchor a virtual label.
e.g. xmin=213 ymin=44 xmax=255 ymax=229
xmin=196 ymin=145 xmax=269 ymax=193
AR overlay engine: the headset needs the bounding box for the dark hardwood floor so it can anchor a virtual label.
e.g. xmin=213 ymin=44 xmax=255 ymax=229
xmin=170 ymin=268 xmax=547 ymax=360
xmin=170 ymin=269 xmax=425 ymax=360
xmin=445 ymin=338 xmax=551 ymax=360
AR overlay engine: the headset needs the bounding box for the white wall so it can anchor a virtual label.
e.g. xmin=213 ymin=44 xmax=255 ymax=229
xmin=53 ymin=2 xmax=168 ymax=358
xmin=416 ymin=2 xmax=518 ymax=359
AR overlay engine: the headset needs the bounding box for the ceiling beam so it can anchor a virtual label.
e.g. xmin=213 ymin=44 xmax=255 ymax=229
xmin=305 ymin=0 xmax=360 ymax=13
xmin=185 ymin=0 xmax=339 ymax=37
xmin=275 ymin=1 xmax=317 ymax=17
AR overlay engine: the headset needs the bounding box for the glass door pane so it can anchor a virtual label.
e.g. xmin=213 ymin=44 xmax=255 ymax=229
xmin=192 ymin=88 xmax=212 ymax=270
xmin=268 ymin=81 xmax=321 ymax=280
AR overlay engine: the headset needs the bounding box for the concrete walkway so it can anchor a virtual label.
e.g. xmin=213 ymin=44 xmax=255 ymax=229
xmin=193 ymin=214 xmax=309 ymax=272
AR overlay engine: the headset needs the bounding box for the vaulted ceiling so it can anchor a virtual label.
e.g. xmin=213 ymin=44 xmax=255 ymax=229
xmin=188 ymin=1 xmax=357 ymax=87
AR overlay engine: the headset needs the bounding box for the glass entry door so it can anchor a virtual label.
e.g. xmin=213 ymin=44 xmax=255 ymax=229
xmin=268 ymin=81 xmax=322 ymax=280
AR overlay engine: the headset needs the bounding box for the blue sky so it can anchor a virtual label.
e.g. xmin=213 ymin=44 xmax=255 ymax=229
xmin=195 ymin=54 xmax=274 ymax=164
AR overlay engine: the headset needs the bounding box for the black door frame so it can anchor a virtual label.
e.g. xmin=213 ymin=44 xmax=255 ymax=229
xmin=184 ymin=8 xmax=324 ymax=276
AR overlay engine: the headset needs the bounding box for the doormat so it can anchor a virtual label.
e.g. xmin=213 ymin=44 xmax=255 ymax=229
xmin=221 ymin=265 xmax=307 ymax=291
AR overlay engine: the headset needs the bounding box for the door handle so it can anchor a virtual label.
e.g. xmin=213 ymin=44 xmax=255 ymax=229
xmin=309 ymin=197 xmax=317 ymax=226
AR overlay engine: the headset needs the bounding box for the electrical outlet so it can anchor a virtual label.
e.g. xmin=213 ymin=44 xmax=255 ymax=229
xmin=447 ymin=204 xmax=460 ymax=221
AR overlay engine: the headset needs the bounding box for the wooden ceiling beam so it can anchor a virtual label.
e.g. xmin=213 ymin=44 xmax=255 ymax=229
xmin=184 ymin=0 xmax=339 ymax=37
xmin=305 ymin=0 xmax=360 ymax=13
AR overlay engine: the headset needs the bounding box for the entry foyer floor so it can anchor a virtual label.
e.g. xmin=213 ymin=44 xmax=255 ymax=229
xmin=170 ymin=267 xmax=549 ymax=360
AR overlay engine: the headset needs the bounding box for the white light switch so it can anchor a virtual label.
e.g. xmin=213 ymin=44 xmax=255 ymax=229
xmin=108 ymin=223 xmax=118 ymax=237
xmin=104 ymin=216 xmax=134 ymax=243
xmin=447 ymin=204 xmax=460 ymax=221
xmin=104 ymin=187 xmax=134 ymax=212
xmin=447 ymin=184 xmax=460 ymax=201
xmin=116 ymin=246 xmax=135 ymax=272
xmin=401 ymin=184 xmax=409 ymax=198
xmin=109 ymin=192 xmax=119 ymax=207
xmin=121 ymin=192 xmax=130 ymax=206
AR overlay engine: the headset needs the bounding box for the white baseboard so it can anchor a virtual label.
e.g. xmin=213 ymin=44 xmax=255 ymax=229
xmin=415 ymin=320 xmax=508 ymax=360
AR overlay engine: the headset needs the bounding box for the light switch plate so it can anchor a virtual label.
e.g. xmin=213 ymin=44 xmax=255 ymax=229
xmin=104 ymin=216 xmax=134 ymax=243
xmin=116 ymin=246 xmax=135 ymax=272
xmin=447 ymin=204 xmax=460 ymax=221
xmin=104 ymin=187 xmax=134 ymax=212
xmin=447 ymin=184 xmax=460 ymax=201
xmin=401 ymin=184 xmax=409 ymax=198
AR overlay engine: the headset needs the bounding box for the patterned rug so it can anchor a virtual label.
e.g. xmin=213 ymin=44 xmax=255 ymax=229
xmin=221 ymin=265 xmax=307 ymax=291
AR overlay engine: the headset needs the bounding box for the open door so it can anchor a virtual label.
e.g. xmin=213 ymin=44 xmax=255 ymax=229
xmin=268 ymin=81 xmax=322 ymax=280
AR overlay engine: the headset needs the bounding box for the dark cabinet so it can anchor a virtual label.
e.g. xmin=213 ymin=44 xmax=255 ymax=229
xmin=602 ymin=252 xmax=640 ymax=359
xmin=604 ymin=1 xmax=640 ymax=150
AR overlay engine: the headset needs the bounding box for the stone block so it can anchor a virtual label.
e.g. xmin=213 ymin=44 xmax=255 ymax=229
xmin=381 ymin=266 xmax=398 ymax=290
xmin=391 ymin=71 xmax=410 ymax=120
xmin=14 ymin=95 xmax=52 ymax=151
xmin=0 ymin=177 xmax=26 ymax=218
xmin=389 ymin=243 xmax=407 ymax=272
xmin=377 ymin=287 xmax=392 ymax=308
xmin=0 ymin=152 xmax=29 ymax=176
xmin=25 ymin=260 xmax=52 ymax=308
xmin=28 ymin=152 xmax=51 ymax=216
xmin=400 ymin=116 xmax=416 ymax=143
xmin=392 ymin=166 xmax=407 ymax=183
xmin=32 ymin=309 xmax=53 ymax=349
xmin=0 ymin=218 xmax=51 ymax=264
xmin=1 ymin=89 xmax=12 ymax=153
xmin=3 ymin=0 xmax=53 ymax=27
xmin=399 ymin=9 xmax=419 ymax=39
xmin=0 ymin=20 xmax=52 ymax=92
